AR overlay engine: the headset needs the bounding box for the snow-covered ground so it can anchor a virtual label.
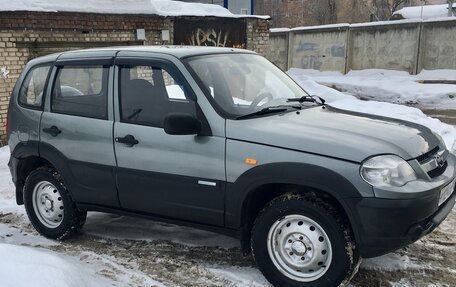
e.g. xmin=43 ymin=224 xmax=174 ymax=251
xmin=0 ymin=76 xmax=455 ymax=286
xmin=288 ymin=68 xmax=456 ymax=109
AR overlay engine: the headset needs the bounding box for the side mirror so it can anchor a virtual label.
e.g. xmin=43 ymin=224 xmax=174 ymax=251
xmin=164 ymin=113 xmax=202 ymax=135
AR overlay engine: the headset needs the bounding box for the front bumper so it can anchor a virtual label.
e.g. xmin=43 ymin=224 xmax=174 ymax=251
xmin=345 ymin=191 xmax=455 ymax=258
xmin=346 ymin=153 xmax=456 ymax=258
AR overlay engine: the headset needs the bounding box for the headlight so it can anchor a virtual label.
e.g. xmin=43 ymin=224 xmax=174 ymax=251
xmin=360 ymin=155 xmax=418 ymax=187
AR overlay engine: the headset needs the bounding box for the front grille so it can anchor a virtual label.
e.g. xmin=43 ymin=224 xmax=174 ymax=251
xmin=428 ymin=161 xmax=448 ymax=178
xmin=415 ymin=146 xmax=449 ymax=179
xmin=416 ymin=146 xmax=439 ymax=163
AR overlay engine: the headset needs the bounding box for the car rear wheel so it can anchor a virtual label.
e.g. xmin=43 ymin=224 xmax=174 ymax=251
xmin=251 ymin=193 xmax=360 ymax=287
xmin=23 ymin=167 xmax=87 ymax=239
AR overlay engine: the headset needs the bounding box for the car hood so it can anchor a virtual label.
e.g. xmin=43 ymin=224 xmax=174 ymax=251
xmin=226 ymin=106 xmax=439 ymax=163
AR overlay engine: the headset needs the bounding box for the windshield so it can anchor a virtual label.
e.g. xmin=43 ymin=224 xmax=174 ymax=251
xmin=185 ymin=53 xmax=310 ymax=118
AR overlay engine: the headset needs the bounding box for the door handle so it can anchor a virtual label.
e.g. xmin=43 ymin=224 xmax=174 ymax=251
xmin=115 ymin=134 xmax=139 ymax=147
xmin=42 ymin=126 xmax=61 ymax=137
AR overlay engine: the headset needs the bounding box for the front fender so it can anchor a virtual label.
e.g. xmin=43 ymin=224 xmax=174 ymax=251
xmin=224 ymin=162 xmax=370 ymax=251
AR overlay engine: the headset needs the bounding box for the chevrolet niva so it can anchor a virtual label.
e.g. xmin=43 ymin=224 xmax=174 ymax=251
xmin=7 ymin=47 xmax=455 ymax=287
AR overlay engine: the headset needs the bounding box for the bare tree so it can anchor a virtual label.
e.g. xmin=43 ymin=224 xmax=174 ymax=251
xmin=307 ymin=0 xmax=338 ymax=25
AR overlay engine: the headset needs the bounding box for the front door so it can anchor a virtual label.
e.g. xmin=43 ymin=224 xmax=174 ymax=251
xmin=113 ymin=58 xmax=226 ymax=226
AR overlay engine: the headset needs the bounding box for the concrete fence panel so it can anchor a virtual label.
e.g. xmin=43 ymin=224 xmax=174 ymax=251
xmin=348 ymin=22 xmax=421 ymax=74
xmin=289 ymin=26 xmax=349 ymax=73
xmin=267 ymin=31 xmax=288 ymax=71
xmin=419 ymin=19 xmax=456 ymax=71
xmin=269 ymin=18 xmax=456 ymax=75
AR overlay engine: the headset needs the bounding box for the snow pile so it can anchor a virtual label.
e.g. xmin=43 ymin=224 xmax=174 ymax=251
xmin=207 ymin=266 xmax=270 ymax=287
xmin=288 ymin=69 xmax=456 ymax=151
xmin=362 ymin=253 xmax=418 ymax=271
xmin=0 ymin=0 xmax=269 ymax=18
xmin=0 ymin=146 xmax=18 ymax=215
xmin=418 ymin=69 xmax=456 ymax=81
xmin=288 ymin=68 xmax=456 ymax=109
xmin=0 ymin=244 xmax=113 ymax=287
xmin=393 ymin=4 xmax=456 ymax=20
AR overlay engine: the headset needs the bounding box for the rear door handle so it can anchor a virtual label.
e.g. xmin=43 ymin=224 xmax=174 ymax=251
xmin=42 ymin=126 xmax=61 ymax=137
xmin=115 ymin=134 xmax=139 ymax=147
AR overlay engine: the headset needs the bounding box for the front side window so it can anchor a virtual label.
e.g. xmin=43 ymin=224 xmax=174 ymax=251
xmin=119 ymin=64 xmax=195 ymax=127
xmin=52 ymin=65 xmax=108 ymax=119
xmin=19 ymin=65 xmax=51 ymax=108
xmin=186 ymin=54 xmax=310 ymax=118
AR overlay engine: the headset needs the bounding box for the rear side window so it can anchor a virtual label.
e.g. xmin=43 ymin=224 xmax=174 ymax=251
xmin=19 ymin=65 xmax=51 ymax=108
xmin=52 ymin=65 xmax=108 ymax=119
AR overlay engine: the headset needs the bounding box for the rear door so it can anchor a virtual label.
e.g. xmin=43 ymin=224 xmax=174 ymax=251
xmin=40 ymin=53 xmax=118 ymax=207
xmin=113 ymin=55 xmax=226 ymax=226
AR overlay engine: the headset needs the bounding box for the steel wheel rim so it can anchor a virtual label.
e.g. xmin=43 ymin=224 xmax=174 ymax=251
xmin=267 ymin=214 xmax=333 ymax=282
xmin=32 ymin=181 xmax=64 ymax=228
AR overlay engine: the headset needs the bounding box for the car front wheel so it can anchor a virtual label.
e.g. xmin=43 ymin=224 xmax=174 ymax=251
xmin=251 ymin=193 xmax=360 ymax=287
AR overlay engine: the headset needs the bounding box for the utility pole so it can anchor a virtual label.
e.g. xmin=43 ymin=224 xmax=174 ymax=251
xmin=449 ymin=0 xmax=455 ymax=17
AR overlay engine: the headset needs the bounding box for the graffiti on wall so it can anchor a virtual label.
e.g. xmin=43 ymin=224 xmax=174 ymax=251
xmin=174 ymin=19 xmax=246 ymax=49
xmin=188 ymin=28 xmax=230 ymax=47
xmin=0 ymin=66 xmax=9 ymax=79
xmin=295 ymin=40 xmax=346 ymax=70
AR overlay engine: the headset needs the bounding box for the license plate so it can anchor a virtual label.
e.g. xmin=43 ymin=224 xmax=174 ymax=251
xmin=439 ymin=178 xmax=456 ymax=206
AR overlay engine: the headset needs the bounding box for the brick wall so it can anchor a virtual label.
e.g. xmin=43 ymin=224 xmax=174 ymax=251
xmin=0 ymin=11 xmax=269 ymax=144
xmin=246 ymin=18 xmax=270 ymax=56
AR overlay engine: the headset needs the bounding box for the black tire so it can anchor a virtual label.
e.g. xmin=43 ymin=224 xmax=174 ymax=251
xmin=23 ymin=166 xmax=87 ymax=240
xmin=251 ymin=193 xmax=360 ymax=287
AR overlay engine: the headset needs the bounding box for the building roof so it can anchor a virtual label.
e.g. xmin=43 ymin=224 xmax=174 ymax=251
xmin=0 ymin=0 xmax=270 ymax=19
xmin=392 ymin=3 xmax=456 ymax=20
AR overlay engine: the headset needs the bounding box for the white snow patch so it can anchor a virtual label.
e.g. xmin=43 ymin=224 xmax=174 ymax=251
xmin=0 ymin=223 xmax=56 ymax=247
xmin=270 ymin=28 xmax=290 ymax=33
xmin=390 ymin=278 xmax=414 ymax=287
xmin=207 ymin=266 xmax=271 ymax=287
xmin=418 ymin=69 xmax=456 ymax=81
xmin=0 ymin=243 xmax=115 ymax=287
xmin=0 ymin=0 xmax=270 ymax=19
xmin=76 ymin=251 xmax=168 ymax=287
xmin=288 ymin=68 xmax=456 ymax=109
xmin=362 ymin=253 xmax=418 ymax=271
xmin=350 ymin=18 xmax=423 ymax=27
xmin=290 ymin=23 xmax=350 ymax=31
xmin=393 ymin=4 xmax=456 ymax=20
xmin=0 ymin=146 xmax=22 ymax=215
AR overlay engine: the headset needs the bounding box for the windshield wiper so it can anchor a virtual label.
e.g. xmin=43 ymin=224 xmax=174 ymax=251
xmin=236 ymin=105 xmax=301 ymax=120
xmin=287 ymin=95 xmax=326 ymax=105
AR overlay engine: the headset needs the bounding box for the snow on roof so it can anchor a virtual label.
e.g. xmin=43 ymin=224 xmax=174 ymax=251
xmin=0 ymin=0 xmax=270 ymax=19
xmin=270 ymin=28 xmax=291 ymax=33
xmin=393 ymin=4 xmax=456 ymax=20
xmin=290 ymin=23 xmax=350 ymax=31
xmin=270 ymin=19 xmax=421 ymax=33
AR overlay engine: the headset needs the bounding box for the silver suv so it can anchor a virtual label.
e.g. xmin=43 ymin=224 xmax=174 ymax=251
xmin=7 ymin=47 xmax=456 ymax=287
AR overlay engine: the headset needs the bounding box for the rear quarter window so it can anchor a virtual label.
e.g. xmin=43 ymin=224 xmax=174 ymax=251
xmin=51 ymin=65 xmax=108 ymax=119
xmin=19 ymin=65 xmax=51 ymax=108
